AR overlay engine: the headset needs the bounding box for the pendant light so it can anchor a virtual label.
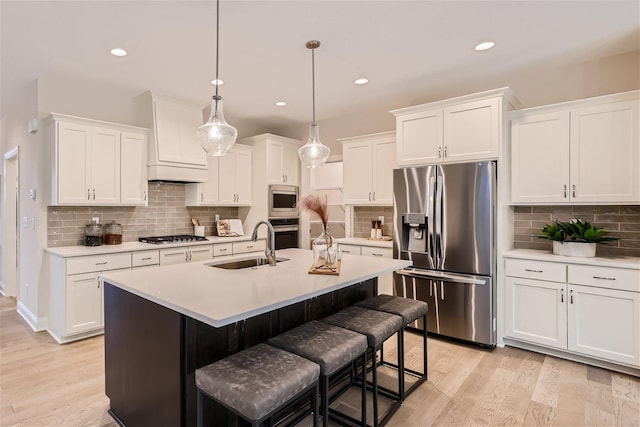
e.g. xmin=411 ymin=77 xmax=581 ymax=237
xmin=298 ymin=40 xmax=330 ymax=168
xmin=197 ymin=0 xmax=237 ymax=156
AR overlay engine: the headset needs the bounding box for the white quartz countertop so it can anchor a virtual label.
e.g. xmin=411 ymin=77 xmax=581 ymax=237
xmin=337 ymin=237 xmax=393 ymax=248
xmin=45 ymin=235 xmax=258 ymax=258
xmin=503 ymin=249 xmax=640 ymax=270
xmin=100 ymin=248 xmax=411 ymax=328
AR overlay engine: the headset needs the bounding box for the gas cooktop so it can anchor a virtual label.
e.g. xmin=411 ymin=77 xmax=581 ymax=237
xmin=139 ymin=235 xmax=208 ymax=244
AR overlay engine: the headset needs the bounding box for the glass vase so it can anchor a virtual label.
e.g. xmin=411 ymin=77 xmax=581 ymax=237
xmin=312 ymin=226 xmax=339 ymax=270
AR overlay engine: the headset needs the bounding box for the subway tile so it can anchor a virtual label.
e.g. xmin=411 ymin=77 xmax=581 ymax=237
xmin=572 ymin=205 xmax=620 ymax=215
xmin=621 ymin=223 xmax=640 ymax=232
xmin=595 ymin=214 xmax=640 ymax=224
xmin=513 ymin=206 xmax=533 ymax=214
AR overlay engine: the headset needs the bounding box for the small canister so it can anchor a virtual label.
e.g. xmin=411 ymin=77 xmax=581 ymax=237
xmin=84 ymin=223 xmax=104 ymax=246
xmin=104 ymin=220 xmax=123 ymax=245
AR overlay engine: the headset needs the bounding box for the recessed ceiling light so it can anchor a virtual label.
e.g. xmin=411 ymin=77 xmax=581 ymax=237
xmin=474 ymin=41 xmax=495 ymax=51
xmin=110 ymin=48 xmax=127 ymax=57
xmin=210 ymin=79 xmax=224 ymax=86
xmin=354 ymin=78 xmax=369 ymax=85
xmin=275 ymin=101 xmax=287 ymax=107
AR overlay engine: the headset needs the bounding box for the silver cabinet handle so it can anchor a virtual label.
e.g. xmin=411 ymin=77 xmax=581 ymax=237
xmin=87 ymin=189 xmax=91 ymax=200
xmin=525 ymin=269 xmax=543 ymax=273
xmin=371 ymin=253 xmax=383 ymax=257
xmin=201 ymin=193 xmax=204 ymax=202
xmin=368 ymin=192 xmax=372 ymax=201
xmin=95 ymin=261 xmax=108 ymax=266
xmin=593 ymin=276 xmax=616 ymax=281
xmin=444 ymin=146 xmax=448 ymax=157
xmin=93 ymin=189 xmax=96 ymax=200
xmin=141 ymin=257 xmax=152 ymax=261
xmin=372 ymin=192 xmax=376 ymax=201
xmin=144 ymin=190 xmax=147 ymax=201
xmin=570 ymin=289 xmax=574 ymax=304
xmin=342 ymin=250 xmax=351 ymax=253
xmin=247 ymin=245 xmax=254 ymax=249
xmin=438 ymin=147 xmax=442 ymax=158
xmin=563 ymin=185 xmax=567 ymax=198
xmin=560 ymin=288 xmax=564 ymax=303
xmin=572 ymin=184 xmax=576 ymax=198
xmin=219 ymin=248 xmax=228 ymax=252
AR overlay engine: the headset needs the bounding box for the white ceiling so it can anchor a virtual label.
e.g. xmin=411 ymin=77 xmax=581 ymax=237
xmin=2 ymin=1 xmax=639 ymax=138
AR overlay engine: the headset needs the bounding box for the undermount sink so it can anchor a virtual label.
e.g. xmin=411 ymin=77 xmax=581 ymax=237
xmin=207 ymin=257 xmax=290 ymax=270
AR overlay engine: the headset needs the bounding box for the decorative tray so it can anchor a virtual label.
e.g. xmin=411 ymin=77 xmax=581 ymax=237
xmin=308 ymin=261 xmax=341 ymax=276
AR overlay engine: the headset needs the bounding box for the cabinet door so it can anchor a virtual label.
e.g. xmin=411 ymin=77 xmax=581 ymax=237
xmin=282 ymin=143 xmax=299 ymax=185
xmin=57 ymin=122 xmax=92 ymax=204
xmin=371 ymin=140 xmax=396 ymax=205
xmin=568 ymin=284 xmax=640 ymax=367
xmin=159 ymin=248 xmax=188 ymax=265
xmin=504 ymin=277 xmax=567 ymax=349
xmin=218 ymin=151 xmax=237 ymax=205
xmin=201 ymin=156 xmax=220 ymax=205
xmin=267 ymin=140 xmax=285 ymax=184
xmin=189 ymin=246 xmax=213 ymax=262
xmin=396 ymin=109 xmax=442 ymax=166
xmin=443 ymin=97 xmax=500 ymax=162
xmin=121 ymin=131 xmax=148 ymax=205
xmin=511 ymin=112 xmax=570 ymax=203
xmin=234 ymin=149 xmax=252 ymax=205
xmin=90 ymin=127 xmax=121 ymax=204
xmin=153 ymin=99 xmax=207 ymax=167
xmin=570 ymin=99 xmax=640 ymax=203
xmin=66 ymin=272 xmax=102 ymax=334
xmin=343 ymin=142 xmax=373 ymax=204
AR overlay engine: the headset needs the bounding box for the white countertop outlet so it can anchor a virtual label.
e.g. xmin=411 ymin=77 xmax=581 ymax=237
xmin=504 ymin=249 xmax=640 ymax=270
xmin=100 ymin=248 xmax=411 ymax=328
xmin=45 ymin=235 xmax=258 ymax=258
xmin=337 ymin=237 xmax=393 ymax=248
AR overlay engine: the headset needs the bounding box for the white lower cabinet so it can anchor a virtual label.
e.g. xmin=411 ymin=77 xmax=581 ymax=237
xmin=339 ymin=241 xmax=393 ymax=295
xmin=504 ymin=256 xmax=640 ymax=368
xmin=159 ymin=245 xmax=213 ymax=266
xmin=66 ymin=272 xmax=105 ymax=335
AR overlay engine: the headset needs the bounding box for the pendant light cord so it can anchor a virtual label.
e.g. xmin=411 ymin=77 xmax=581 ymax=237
xmin=214 ymin=0 xmax=220 ymax=107
xmin=311 ymin=46 xmax=316 ymax=125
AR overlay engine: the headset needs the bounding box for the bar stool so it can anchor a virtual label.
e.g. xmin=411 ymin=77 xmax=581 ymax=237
xmin=321 ymin=306 xmax=403 ymax=427
xmin=269 ymin=320 xmax=368 ymax=427
xmin=355 ymin=295 xmax=428 ymax=401
xmin=195 ymin=343 xmax=320 ymax=427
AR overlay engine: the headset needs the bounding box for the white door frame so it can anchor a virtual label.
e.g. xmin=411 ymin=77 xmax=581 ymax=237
xmin=2 ymin=147 xmax=19 ymax=297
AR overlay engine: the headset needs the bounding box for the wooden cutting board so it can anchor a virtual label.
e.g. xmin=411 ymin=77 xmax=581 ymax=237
xmin=308 ymin=260 xmax=341 ymax=276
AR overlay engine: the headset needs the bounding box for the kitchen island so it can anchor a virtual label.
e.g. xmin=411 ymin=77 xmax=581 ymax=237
xmin=101 ymin=248 xmax=411 ymax=427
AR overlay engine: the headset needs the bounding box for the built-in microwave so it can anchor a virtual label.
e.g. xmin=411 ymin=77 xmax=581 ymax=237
xmin=269 ymin=185 xmax=299 ymax=218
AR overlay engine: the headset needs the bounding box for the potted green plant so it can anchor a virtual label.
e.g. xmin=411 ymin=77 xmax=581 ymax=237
xmin=538 ymin=219 xmax=617 ymax=257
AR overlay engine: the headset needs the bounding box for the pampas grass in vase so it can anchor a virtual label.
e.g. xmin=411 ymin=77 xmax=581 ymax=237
xmin=299 ymin=194 xmax=338 ymax=271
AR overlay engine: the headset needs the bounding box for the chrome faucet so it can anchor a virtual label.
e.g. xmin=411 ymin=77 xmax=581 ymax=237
xmin=251 ymin=220 xmax=277 ymax=266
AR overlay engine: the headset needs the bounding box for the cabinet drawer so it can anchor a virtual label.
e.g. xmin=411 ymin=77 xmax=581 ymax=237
xmin=568 ymin=264 xmax=640 ymax=293
xmin=132 ymin=250 xmax=159 ymax=267
xmin=213 ymin=243 xmax=233 ymax=257
xmin=233 ymin=240 xmax=266 ymax=254
xmin=339 ymin=244 xmax=361 ymax=256
xmin=67 ymin=253 xmax=131 ymax=275
xmin=505 ymin=259 xmax=566 ymax=282
xmin=361 ymin=246 xmax=392 ymax=259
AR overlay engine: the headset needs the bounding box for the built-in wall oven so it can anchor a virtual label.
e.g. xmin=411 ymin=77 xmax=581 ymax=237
xmin=269 ymin=218 xmax=299 ymax=249
xmin=269 ymin=185 xmax=299 ymax=218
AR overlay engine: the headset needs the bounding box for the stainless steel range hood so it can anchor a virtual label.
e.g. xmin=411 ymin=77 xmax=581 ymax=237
xmin=132 ymin=91 xmax=208 ymax=183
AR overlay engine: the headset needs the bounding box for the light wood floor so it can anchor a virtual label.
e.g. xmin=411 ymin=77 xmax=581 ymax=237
xmin=1 ymin=296 xmax=638 ymax=427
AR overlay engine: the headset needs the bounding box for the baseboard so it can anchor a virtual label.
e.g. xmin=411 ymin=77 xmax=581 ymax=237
xmin=504 ymin=338 xmax=640 ymax=377
xmin=46 ymin=328 xmax=103 ymax=344
xmin=17 ymin=300 xmax=47 ymax=332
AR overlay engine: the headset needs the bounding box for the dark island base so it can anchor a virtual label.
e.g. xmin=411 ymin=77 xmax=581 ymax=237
xmin=104 ymin=279 xmax=377 ymax=427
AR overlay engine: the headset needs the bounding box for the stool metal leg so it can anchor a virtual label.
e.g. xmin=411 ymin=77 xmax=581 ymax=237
xmin=321 ymin=375 xmax=329 ymax=427
xmin=312 ymin=383 xmax=319 ymax=427
xmin=398 ymin=328 xmax=405 ymax=402
xmin=197 ymin=389 xmax=204 ymax=427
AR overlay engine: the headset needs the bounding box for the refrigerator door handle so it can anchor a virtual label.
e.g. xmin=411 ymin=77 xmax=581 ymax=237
xmin=428 ymin=173 xmax=437 ymax=267
xmin=434 ymin=167 xmax=444 ymax=268
xmin=396 ymin=269 xmax=486 ymax=285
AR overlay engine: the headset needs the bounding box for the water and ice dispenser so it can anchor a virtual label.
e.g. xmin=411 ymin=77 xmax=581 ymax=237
xmin=401 ymin=213 xmax=428 ymax=253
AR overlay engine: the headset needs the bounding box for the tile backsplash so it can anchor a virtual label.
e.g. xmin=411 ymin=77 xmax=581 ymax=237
xmin=513 ymin=205 xmax=640 ymax=257
xmin=47 ymin=182 xmax=239 ymax=247
xmin=352 ymin=206 xmax=394 ymax=239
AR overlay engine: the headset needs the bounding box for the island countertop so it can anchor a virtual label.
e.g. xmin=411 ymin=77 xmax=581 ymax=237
xmin=100 ymin=248 xmax=411 ymax=328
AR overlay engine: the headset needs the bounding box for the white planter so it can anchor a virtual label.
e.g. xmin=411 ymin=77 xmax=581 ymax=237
xmin=552 ymin=241 xmax=597 ymax=257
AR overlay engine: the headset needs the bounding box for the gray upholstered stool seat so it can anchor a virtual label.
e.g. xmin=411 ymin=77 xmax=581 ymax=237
xmin=321 ymin=306 xmax=403 ymax=427
xmin=269 ymin=320 xmax=368 ymax=426
xmin=195 ymin=343 xmax=320 ymax=426
xmin=355 ymin=295 xmax=428 ymax=400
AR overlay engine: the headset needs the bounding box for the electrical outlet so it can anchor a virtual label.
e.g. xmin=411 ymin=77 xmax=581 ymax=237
xmin=378 ymin=216 xmax=384 ymax=225
xmin=92 ymin=216 xmax=100 ymax=224
xmin=215 ymin=214 xmax=220 ymax=222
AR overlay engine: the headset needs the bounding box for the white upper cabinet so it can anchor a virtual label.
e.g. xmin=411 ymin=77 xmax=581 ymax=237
xmin=265 ymin=138 xmax=300 ymax=185
xmin=120 ymin=131 xmax=148 ymax=206
xmin=44 ymin=114 xmax=148 ymax=206
xmin=132 ymin=91 xmax=208 ymax=182
xmin=392 ymin=88 xmax=514 ymax=166
xmin=511 ymin=91 xmax=640 ymax=204
xmin=218 ymin=146 xmax=252 ymax=206
xmin=185 ymin=156 xmax=220 ymax=206
xmin=340 ymin=131 xmax=396 ymax=205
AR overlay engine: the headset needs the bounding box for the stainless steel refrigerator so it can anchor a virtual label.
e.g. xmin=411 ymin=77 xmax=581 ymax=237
xmin=392 ymin=161 xmax=496 ymax=347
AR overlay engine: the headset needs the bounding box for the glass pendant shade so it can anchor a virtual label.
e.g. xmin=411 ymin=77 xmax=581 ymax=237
xmin=298 ymin=123 xmax=330 ymax=168
xmin=198 ymin=95 xmax=237 ymax=156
